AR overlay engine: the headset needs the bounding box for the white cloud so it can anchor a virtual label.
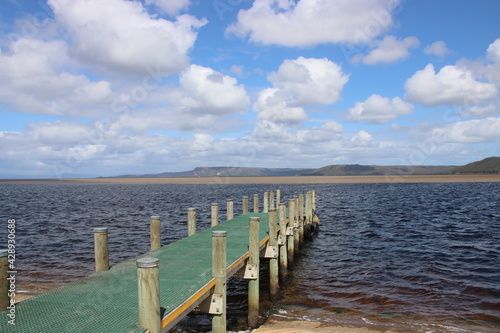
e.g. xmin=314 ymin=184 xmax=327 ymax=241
xmin=179 ymin=64 xmax=250 ymax=115
xmin=0 ymin=38 xmax=114 ymax=116
xmin=268 ymin=57 xmax=349 ymax=106
xmin=487 ymin=38 xmax=500 ymax=62
xmin=352 ymin=35 xmax=420 ymax=65
xmin=431 ymin=117 xmax=500 ymax=143
xmin=145 ymin=0 xmax=190 ymax=15
xmin=254 ymin=88 xmax=308 ymax=124
xmin=226 ymin=0 xmax=400 ymax=47
xmin=460 ymin=104 xmax=499 ymax=117
xmin=48 ymin=0 xmax=206 ymax=76
xmin=405 ymin=64 xmax=498 ymax=106
xmin=348 ymin=94 xmax=414 ymax=123
xmin=424 ymin=41 xmax=451 ymax=57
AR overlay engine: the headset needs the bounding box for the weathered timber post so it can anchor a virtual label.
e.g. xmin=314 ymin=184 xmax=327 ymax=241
xmin=253 ymin=194 xmax=259 ymax=213
xmin=137 ymin=258 xmax=160 ymax=333
xmin=93 ymin=227 xmax=109 ymax=272
xmin=248 ymin=217 xmax=260 ymax=328
xmin=150 ymin=216 xmax=161 ymax=251
xmin=270 ymin=190 xmax=275 ymax=210
xmin=294 ymin=196 xmax=300 ymax=251
xmin=212 ymin=231 xmax=227 ymax=333
xmin=287 ymin=199 xmax=295 ymax=264
xmin=276 ymin=189 xmax=281 ymax=207
xmin=278 ymin=204 xmax=288 ymax=279
xmin=211 ymin=203 xmax=219 ymax=227
xmin=227 ymin=199 xmax=234 ymax=221
xmin=263 ymin=192 xmax=269 ymax=213
xmin=298 ymin=195 xmax=304 ymax=245
xmin=243 ymin=196 xmax=249 ymax=214
xmin=312 ymin=190 xmax=316 ymax=215
xmin=305 ymin=191 xmax=312 ymax=224
xmin=188 ymin=208 xmax=197 ymax=236
xmin=0 ymin=249 xmax=7 ymax=312
xmin=268 ymin=209 xmax=279 ymax=301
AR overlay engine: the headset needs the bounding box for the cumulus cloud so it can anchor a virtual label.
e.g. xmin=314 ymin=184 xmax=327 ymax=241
xmin=0 ymin=38 xmax=114 ymax=116
xmin=431 ymin=117 xmax=500 ymax=143
xmin=226 ymin=0 xmax=400 ymax=47
xmin=253 ymin=57 xmax=348 ymax=125
xmin=424 ymin=41 xmax=451 ymax=57
xmin=405 ymin=64 xmax=498 ymax=106
xmin=49 ymin=0 xmax=206 ymax=76
xmin=145 ymin=0 xmax=190 ymax=15
xmin=352 ymin=35 xmax=420 ymax=65
xmin=348 ymin=94 xmax=414 ymax=123
xmin=179 ymin=64 xmax=250 ymax=115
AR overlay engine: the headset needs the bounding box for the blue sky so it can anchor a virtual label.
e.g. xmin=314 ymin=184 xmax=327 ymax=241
xmin=0 ymin=0 xmax=499 ymax=178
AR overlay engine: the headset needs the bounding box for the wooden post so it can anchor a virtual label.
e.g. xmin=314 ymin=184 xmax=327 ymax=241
xmin=93 ymin=227 xmax=109 ymax=272
xmin=227 ymin=199 xmax=234 ymax=221
xmin=298 ymin=195 xmax=304 ymax=245
xmin=276 ymin=189 xmax=281 ymax=207
xmin=137 ymin=258 xmax=160 ymax=333
xmin=269 ymin=190 xmax=275 ymax=210
xmin=278 ymin=204 xmax=288 ymax=279
xmin=248 ymin=217 xmax=260 ymax=328
xmin=212 ymin=231 xmax=227 ymax=333
xmin=312 ymin=190 xmax=316 ymax=214
xmin=294 ymin=196 xmax=300 ymax=251
xmin=211 ymin=203 xmax=219 ymax=227
xmin=188 ymin=208 xmax=197 ymax=236
xmin=242 ymin=196 xmax=249 ymax=214
xmin=253 ymin=194 xmax=259 ymax=213
xmin=0 ymin=249 xmax=8 ymax=312
xmin=263 ymin=192 xmax=269 ymax=213
xmin=305 ymin=191 xmax=312 ymax=224
xmin=268 ymin=209 xmax=279 ymax=301
xmin=287 ymin=199 xmax=295 ymax=264
xmin=150 ymin=216 xmax=161 ymax=251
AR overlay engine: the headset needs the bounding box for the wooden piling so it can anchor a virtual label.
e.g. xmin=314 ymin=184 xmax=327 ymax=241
xmin=211 ymin=203 xmax=219 ymax=227
xmin=242 ymin=196 xmax=249 ymax=214
xmin=0 ymin=249 xmax=7 ymax=312
xmin=212 ymin=231 xmax=227 ymax=333
xmin=305 ymin=191 xmax=312 ymax=224
xmin=276 ymin=189 xmax=281 ymax=207
xmin=270 ymin=190 xmax=275 ymax=210
xmin=188 ymin=208 xmax=196 ymax=236
xmin=227 ymin=199 xmax=234 ymax=221
xmin=136 ymin=257 xmax=160 ymax=333
xmin=298 ymin=195 xmax=304 ymax=245
xmin=248 ymin=217 xmax=260 ymax=328
xmin=263 ymin=192 xmax=269 ymax=213
xmin=287 ymin=199 xmax=295 ymax=264
xmin=294 ymin=196 xmax=301 ymax=250
xmin=253 ymin=194 xmax=259 ymax=213
xmin=150 ymin=216 xmax=161 ymax=251
xmin=278 ymin=203 xmax=288 ymax=279
xmin=93 ymin=227 xmax=109 ymax=272
xmin=268 ymin=209 xmax=279 ymax=301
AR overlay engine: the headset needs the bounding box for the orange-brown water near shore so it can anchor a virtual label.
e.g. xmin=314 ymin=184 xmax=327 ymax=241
xmin=1 ymin=174 xmax=499 ymax=185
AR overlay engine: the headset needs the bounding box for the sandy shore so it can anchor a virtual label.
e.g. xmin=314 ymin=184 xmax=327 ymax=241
xmin=1 ymin=174 xmax=499 ymax=185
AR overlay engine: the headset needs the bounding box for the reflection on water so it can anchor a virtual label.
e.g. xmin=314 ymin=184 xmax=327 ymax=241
xmin=0 ymin=182 xmax=499 ymax=332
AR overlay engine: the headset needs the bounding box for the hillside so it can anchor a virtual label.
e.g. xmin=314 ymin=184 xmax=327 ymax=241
xmin=302 ymin=164 xmax=455 ymax=176
xmin=452 ymin=157 xmax=500 ymax=174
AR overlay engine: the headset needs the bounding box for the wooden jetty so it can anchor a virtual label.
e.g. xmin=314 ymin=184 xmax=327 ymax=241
xmin=0 ymin=189 xmax=318 ymax=332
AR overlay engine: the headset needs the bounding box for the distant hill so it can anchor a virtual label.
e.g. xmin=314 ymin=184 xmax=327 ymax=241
xmin=452 ymin=157 xmax=500 ymax=174
xmin=301 ymin=164 xmax=455 ymax=176
xmin=105 ymin=157 xmax=500 ymax=178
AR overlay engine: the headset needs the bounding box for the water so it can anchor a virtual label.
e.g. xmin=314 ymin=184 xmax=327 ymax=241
xmin=0 ymin=182 xmax=499 ymax=332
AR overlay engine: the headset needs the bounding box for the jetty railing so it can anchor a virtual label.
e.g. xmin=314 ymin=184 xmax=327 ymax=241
xmin=0 ymin=189 xmax=318 ymax=333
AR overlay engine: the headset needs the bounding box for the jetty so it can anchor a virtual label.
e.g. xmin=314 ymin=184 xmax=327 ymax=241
xmin=0 ymin=189 xmax=318 ymax=332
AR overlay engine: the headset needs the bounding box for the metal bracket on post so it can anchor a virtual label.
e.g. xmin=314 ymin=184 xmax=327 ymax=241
xmin=286 ymin=227 xmax=294 ymax=236
xmin=197 ymin=293 xmax=224 ymax=315
xmin=262 ymin=245 xmax=278 ymax=258
xmin=244 ymin=263 xmax=258 ymax=279
xmin=277 ymin=235 xmax=286 ymax=245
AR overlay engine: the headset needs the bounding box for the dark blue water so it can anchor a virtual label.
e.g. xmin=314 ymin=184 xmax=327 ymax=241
xmin=0 ymin=182 xmax=499 ymax=332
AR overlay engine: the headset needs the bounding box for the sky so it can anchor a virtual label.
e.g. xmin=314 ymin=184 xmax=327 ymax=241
xmin=0 ymin=0 xmax=499 ymax=178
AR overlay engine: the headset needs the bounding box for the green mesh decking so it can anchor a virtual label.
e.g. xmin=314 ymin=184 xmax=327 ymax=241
xmin=0 ymin=212 xmax=273 ymax=333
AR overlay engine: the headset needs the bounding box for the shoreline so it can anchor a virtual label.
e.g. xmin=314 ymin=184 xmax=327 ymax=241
xmin=1 ymin=174 xmax=499 ymax=185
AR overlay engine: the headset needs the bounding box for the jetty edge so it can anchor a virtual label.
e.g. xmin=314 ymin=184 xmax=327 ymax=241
xmin=0 ymin=189 xmax=319 ymax=332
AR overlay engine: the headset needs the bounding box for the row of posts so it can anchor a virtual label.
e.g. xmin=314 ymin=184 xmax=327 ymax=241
xmin=0 ymin=189 xmax=317 ymax=333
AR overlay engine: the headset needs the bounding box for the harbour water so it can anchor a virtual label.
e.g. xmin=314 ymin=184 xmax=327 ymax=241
xmin=0 ymin=182 xmax=499 ymax=332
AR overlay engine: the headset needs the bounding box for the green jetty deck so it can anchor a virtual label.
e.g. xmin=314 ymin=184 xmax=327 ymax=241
xmin=0 ymin=212 xmax=275 ymax=333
